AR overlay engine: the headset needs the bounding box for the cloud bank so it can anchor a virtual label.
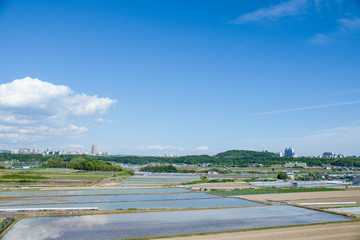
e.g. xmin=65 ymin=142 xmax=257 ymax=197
xmin=237 ymin=125 xmax=360 ymax=156
xmin=0 ymin=77 xmax=116 ymax=144
xmin=0 ymin=77 xmax=115 ymax=117
xmin=116 ymin=145 xmax=210 ymax=154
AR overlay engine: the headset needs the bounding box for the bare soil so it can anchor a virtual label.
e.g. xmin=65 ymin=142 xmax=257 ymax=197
xmin=234 ymin=190 xmax=360 ymax=206
xmin=93 ymin=177 xmax=124 ymax=187
xmin=156 ymin=222 xmax=360 ymax=240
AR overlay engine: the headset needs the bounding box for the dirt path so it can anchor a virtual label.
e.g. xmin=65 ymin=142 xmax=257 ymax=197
xmin=91 ymin=177 xmax=123 ymax=187
xmin=156 ymin=222 xmax=360 ymax=240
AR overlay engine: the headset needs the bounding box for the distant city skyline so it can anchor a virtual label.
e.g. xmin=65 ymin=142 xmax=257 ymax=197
xmin=0 ymin=1 xmax=360 ymax=156
xmin=5 ymin=145 xmax=358 ymax=158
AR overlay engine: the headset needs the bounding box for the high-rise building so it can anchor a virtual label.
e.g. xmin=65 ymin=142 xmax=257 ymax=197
xmin=91 ymin=144 xmax=98 ymax=155
xmin=277 ymin=152 xmax=284 ymax=157
xmin=284 ymin=147 xmax=295 ymax=157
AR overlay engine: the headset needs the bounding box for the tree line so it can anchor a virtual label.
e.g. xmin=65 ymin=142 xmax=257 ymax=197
xmin=139 ymin=165 xmax=178 ymax=173
xmin=1 ymin=150 xmax=359 ymax=168
xmin=42 ymin=158 xmax=127 ymax=172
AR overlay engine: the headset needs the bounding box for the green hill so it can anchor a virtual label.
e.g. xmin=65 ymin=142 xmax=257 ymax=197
xmin=215 ymin=150 xmax=277 ymax=159
xmin=1 ymin=150 xmax=359 ymax=168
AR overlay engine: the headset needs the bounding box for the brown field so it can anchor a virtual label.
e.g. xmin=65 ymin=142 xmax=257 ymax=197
xmin=234 ymin=190 xmax=360 ymax=206
xmin=156 ymin=222 xmax=360 ymax=240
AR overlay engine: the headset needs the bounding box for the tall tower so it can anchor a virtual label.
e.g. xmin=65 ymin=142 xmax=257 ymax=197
xmin=284 ymin=147 xmax=295 ymax=157
xmin=91 ymin=144 xmax=98 ymax=155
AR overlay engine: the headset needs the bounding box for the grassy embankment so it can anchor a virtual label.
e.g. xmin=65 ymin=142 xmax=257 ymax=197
xmin=0 ymin=217 xmax=15 ymax=237
xmin=0 ymin=172 xmax=49 ymax=182
xmin=0 ymin=169 xmax=132 ymax=188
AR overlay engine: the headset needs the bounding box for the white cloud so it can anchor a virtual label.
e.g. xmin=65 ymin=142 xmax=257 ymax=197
xmin=308 ymin=33 xmax=333 ymax=45
xmin=0 ymin=124 xmax=88 ymax=143
xmin=95 ymin=118 xmax=105 ymax=122
xmin=0 ymin=77 xmax=70 ymax=108
xmin=66 ymin=124 xmax=88 ymax=134
xmin=196 ymin=146 xmax=209 ymax=151
xmin=250 ymin=100 xmax=360 ymax=116
xmin=0 ymin=133 xmax=30 ymax=142
xmin=143 ymin=145 xmax=179 ymax=151
xmin=1 ymin=115 xmax=29 ymax=124
xmin=66 ymin=144 xmax=85 ymax=149
xmin=0 ymin=77 xmax=115 ymax=145
xmin=234 ymin=126 xmax=360 ymax=156
xmin=289 ymin=126 xmax=360 ymax=155
xmin=116 ymin=145 xmax=210 ymax=154
xmin=117 ymin=145 xmax=181 ymax=151
xmin=3 ymin=215 xmax=110 ymax=240
xmin=0 ymin=77 xmax=116 ymax=118
xmin=308 ymin=18 xmax=360 ymax=45
xmin=231 ymin=0 xmax=307 ymax=24
xmin=338 ymin=18 xmax=360 ymax=31
xmin=95 ymin=118 xmax=113 ymax=123
xmin=65 ymin=93 xmax=115 ymax=117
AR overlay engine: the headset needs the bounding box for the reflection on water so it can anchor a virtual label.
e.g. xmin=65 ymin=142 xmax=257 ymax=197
xmin=3 ymin=205 xmax=350 ymax=240
xmin=326 ymin=207 xmax=360 ymax=215
xmin=118 ymin=174 xmax=200 ymax=186
xmin=0 ymin=192 xmax=217 ymax=207
xmin=0 ymin=194 xmax=260 ymax=210
xmin=0 ymin=188 xmax=189 ymax=197
xmin=250 ymin=180 xmax=346 ymax=188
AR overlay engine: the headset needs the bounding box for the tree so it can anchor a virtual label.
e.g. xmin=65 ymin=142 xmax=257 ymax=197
xmin=277 ymin=172 xmax=289 ymax=180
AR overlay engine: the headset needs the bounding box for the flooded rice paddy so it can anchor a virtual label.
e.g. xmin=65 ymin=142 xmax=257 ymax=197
xmin=250 ymin=180 xmax=346 ymax=188
xmin=1 ymin=175 xmax=353 ymax=240
xmin=326 ymin=207 xmax=360 ymax=215
xmin=3 ymin=205 xmax=351 ymax=240
xmin=0 ymin=192 xmax=260 ymax=210
xmin=118 ymin=173 xmax=200 ymax=186
xmin=0 ymin=188 xmax=189 ymax=197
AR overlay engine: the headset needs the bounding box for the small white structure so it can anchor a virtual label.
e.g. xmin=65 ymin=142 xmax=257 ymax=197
xmin=284 ymin=162 xmax=307 ymax=168
xmin=286 ymin=171 xmax=295 ymax=180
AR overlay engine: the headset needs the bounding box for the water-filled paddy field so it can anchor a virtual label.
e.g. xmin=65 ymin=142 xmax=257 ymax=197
xmin=1 ymin=173 xmax=355 ymax=240
xmin=118 ymin=173 xmax=200 ymax=186
xmin=2 ymin=205 xmax=351 ymax=240
xmin=250 ymin=180 xmax=346 ymax=188
xmin=0 ymin=187 xmax=189 ymax=197
xmin=0 ymin=191 xmax=260 ymax=210
xmin=326 ymin=207 xmax=360 ymax=215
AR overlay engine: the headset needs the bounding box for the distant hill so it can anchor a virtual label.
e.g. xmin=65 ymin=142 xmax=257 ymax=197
xmin=1 ymin=149 xmax=359 ymax=167
xmin=214 ymin=150 xmax=277 ymax=159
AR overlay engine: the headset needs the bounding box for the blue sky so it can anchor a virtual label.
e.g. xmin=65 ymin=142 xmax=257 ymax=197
xmin=0 ymin=0 xmax=360 ymax=156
